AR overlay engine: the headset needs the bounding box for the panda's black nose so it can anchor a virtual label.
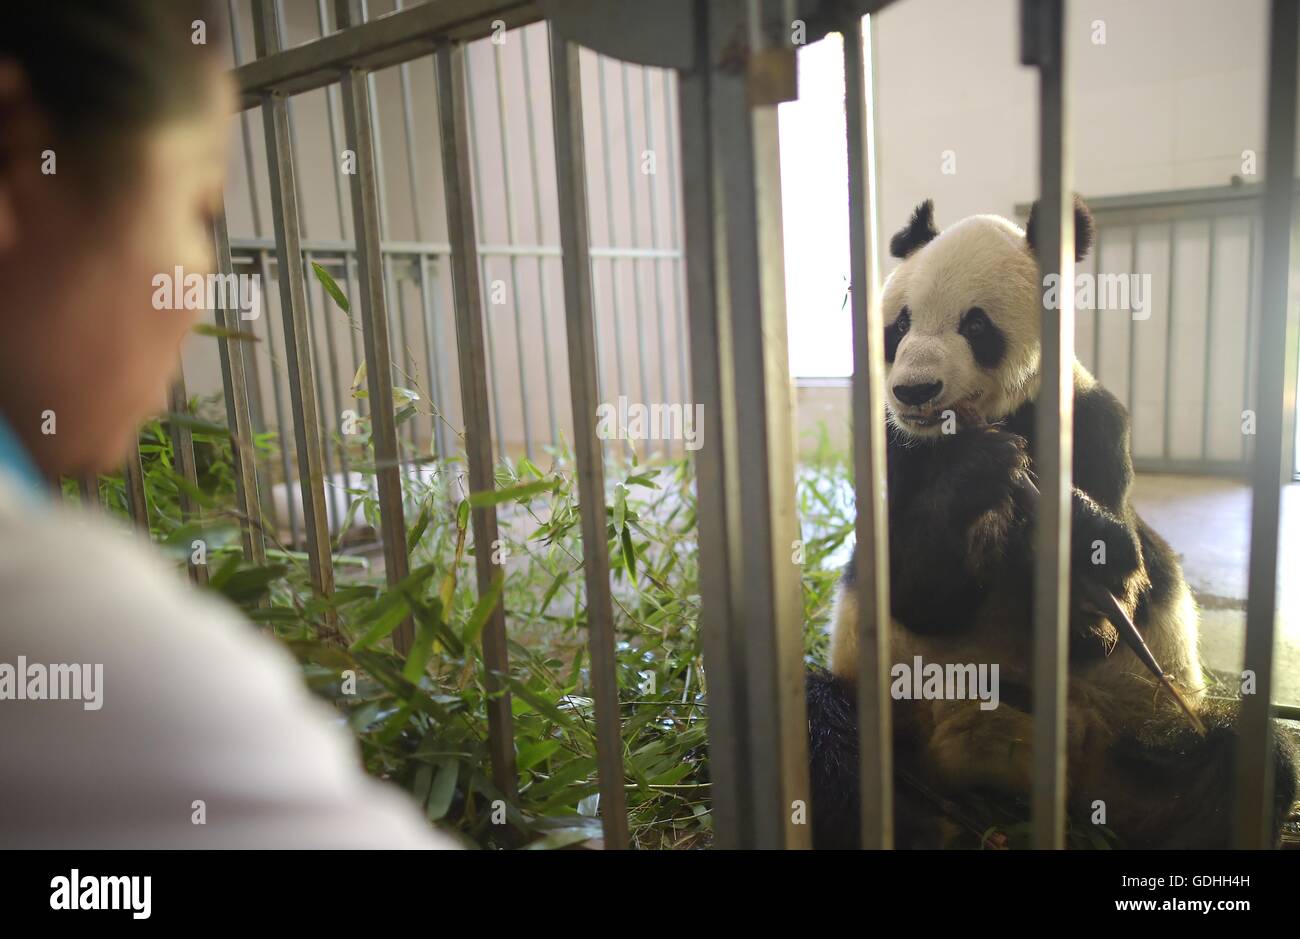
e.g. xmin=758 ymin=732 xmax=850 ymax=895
xmin=893 ymin=381 xmax=944 ymax=406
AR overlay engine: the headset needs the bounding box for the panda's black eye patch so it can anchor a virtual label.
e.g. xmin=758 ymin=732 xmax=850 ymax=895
xmin=884 ymin=307 xmax=910 ymax=363
xmin=959 ymin=307 xmax=1006 ymax=368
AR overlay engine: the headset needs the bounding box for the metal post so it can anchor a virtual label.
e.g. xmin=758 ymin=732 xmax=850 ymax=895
xmin=549 ymin=28 xmax=630 ymax=849
xmin=705 ymin=0 xmax=809 ymax=850
xmin=437 ymin=38 xmax=518 ymax=801
xmin=844 ymin=11 xmax=893 ymax=850
xmin=168 ymin=370 xmax=210 ymax=585
xmin=675 ymin=2 xmax=743 ymax=847
xmin=336 ymin=38 xmax=416 ymax=650
xmin=253 ymin=0 xmax=336 ymax=616
xmin=211 ymin=211 xmax=268 ymax=567
xmin=1235 ymin=0 xmax=1299 ymax=849
xmin=1022 ymin=0 xmax=1073 ymax=850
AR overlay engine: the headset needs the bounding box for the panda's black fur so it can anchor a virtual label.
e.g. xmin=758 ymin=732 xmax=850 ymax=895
xmin=811 ymin=196 xmax=1299 ymax=848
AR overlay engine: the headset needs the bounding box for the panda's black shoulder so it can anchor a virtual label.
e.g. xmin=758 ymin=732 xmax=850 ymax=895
xmin=1072 ymin=378 xmax=1134 ymax=511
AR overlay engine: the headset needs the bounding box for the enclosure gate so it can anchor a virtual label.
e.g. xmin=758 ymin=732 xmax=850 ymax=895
xmin=126 ymin=0 xmax=1297 ymax=849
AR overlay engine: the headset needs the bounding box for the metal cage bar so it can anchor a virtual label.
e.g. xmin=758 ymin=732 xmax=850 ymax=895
xmin=1022 ymin=0 xmax=1073 ymax=850
xmin=844 ymin=11 xmax=893 ymax=849
xmin=549 ymin=28 xmax=630 ymax=849
xmin=1235 ymin=0 xmax=1299 ymax=849
xmin=704 ymin=0 xmax=810 ymax=850
xmin=168 ymin=371 xmax=210 ymax=586
xmin=252 ymin=0 xmax=337 ymax=616
xmin=335 ymin=1 xmax=416 ymax=652
xmin=436 ymin=38 xmax=519 ymax=802
xmin=211 ymin=211 xmax=268 ymax=568
xmin=123 ymin=438 xmax=150 ymax=529
xmin=674 ymin=1 xmax=743 ymax=848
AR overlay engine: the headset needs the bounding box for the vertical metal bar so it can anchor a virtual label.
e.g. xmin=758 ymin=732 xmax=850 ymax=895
xmin=418 ymin=254 xmax=449 ymax=458
xmin=383 ymin=254 xmax=417 ymax=474
xmin=252 ymin=0 xmax=335 ymax=613
xmin=706 ymin=0 xmax=810 ymax=850
xmin=641 ymin=65 xmax=670 ymax=428
xmin=123 ymin=437 xmax=149 ymax=529
xmin=1127 ymin=227 xmax=1138 ymax=420
xmin=437 ymin=38 xmax=518 ymax=800
xmin=1091 ymin=224 xmax=1102 ymax=372
xmin=844 ymin=11 xmax=893 ymax=850
xmin=1235 ymin=0 xmax=1299 ymax=849
xmin=301 ymin=247 xmax=338 ymax=525
xmin=211 ymin=211 xmax=267 ymax=566
xmin=548 ymin=30 xmax=629 ymax=849
xmin=316 ymin=0 xmax=351 ymax=243
xmin=258 ymin=250 xmax=300 ymax=546
xmin=1023 ymin=0 xmax=1073 ymax=850
xmin=1242 ymin=218 xmax=1257 ymax=464
xmin=343 ymin=253 xmax=368 ymax=419
xmin=314 ymin=253 xmax=352 ymax=536
xmin=596 ymin=57 xmax=629 ymax=430
xmin=273 ymin=0 xmax=309 ymax=227
xmin=226 ymin=0 xmax=264 ymax=238
xmin=492 ymin=39 xmax=534 ymax=459
xmin=662 ymin=70 xmax=691 ymax=404
xmin=1201 ymin=218 xmax=1218 ymax=459
xmin=675 ymin=6 xmax=743 ymax=848
xmin=519 ymin=25 xmax=560 ymax=446
xmin=1163 ymin=220 xmax=1176 ymax=459
xmin=168 ymin=370 xmax=210 ymax=585
xmin=462 ymin=64 xmax=508 ymax=460
xmin=620 ymin=63 xmax=652 ymax=434
xmin=335 ymin=19 xmax=414 ymax=653
xmin=359 ymin=0 xmax=390 ymax=239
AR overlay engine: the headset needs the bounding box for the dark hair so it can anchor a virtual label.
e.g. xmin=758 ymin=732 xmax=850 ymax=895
xmin=0 ymin=0 xmax=227 ymax=185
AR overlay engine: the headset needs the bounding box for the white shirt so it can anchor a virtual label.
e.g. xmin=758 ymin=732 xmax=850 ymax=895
xmin=0 ymin=472 xmax=458 ymax=848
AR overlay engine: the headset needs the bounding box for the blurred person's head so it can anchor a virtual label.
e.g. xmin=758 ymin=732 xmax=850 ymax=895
xmin=0 ymin=1 xmax=234 ymax=479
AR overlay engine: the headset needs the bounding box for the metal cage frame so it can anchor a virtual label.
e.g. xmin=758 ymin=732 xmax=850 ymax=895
xmin=111 ymin=0 xmax=1299 ymax=849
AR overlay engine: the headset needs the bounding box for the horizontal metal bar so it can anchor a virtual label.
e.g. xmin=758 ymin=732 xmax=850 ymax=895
xmin=230 ymin=237 xmax=682 ymax=261
xmin=234 ymin=0 xmax=542 ymax=106
xmin=1013 ymin=180 xmax=1300 ymax=218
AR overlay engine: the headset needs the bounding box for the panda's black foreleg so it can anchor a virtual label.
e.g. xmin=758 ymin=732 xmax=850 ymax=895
xmin=886 ymin=422 xmax=1036 ymax=635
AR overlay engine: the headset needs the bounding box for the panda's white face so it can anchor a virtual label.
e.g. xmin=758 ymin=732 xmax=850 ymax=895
xmin=882 ymin=213 xmax=1044 ymax=439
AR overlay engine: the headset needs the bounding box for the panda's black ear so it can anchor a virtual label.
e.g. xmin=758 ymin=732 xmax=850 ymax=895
xmin=1025 ymin=193 xmax=1094 ymax=262
xmin=889 ymin=199 xmax=939 ymax=259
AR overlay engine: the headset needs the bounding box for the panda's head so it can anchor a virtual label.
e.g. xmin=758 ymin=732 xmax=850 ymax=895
xmin=881 ymin=196 xmax=1094 ymax=438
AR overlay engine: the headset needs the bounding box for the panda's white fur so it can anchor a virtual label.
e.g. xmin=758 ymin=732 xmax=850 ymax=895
xmin=824 ymin=201 xmax=1209 ymax=818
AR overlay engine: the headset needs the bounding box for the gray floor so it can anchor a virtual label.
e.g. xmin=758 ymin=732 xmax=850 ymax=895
xmin=1132 ymin=474 xmax=1299 ymax=704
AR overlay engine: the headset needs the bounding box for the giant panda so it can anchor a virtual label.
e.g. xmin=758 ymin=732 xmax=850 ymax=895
xmin=806 ymin=196 xmax=1298 ymax=849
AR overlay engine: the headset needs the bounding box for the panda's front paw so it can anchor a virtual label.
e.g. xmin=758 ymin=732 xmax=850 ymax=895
xmin=949 ymin=423 xmax=1032 ymax=518
xmin=1070 ymin=491 xmax=1140 ymax=592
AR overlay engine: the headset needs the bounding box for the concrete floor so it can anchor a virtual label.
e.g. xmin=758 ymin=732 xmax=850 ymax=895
xmin=1131 ymin=474 xmax=1300 ymax=704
